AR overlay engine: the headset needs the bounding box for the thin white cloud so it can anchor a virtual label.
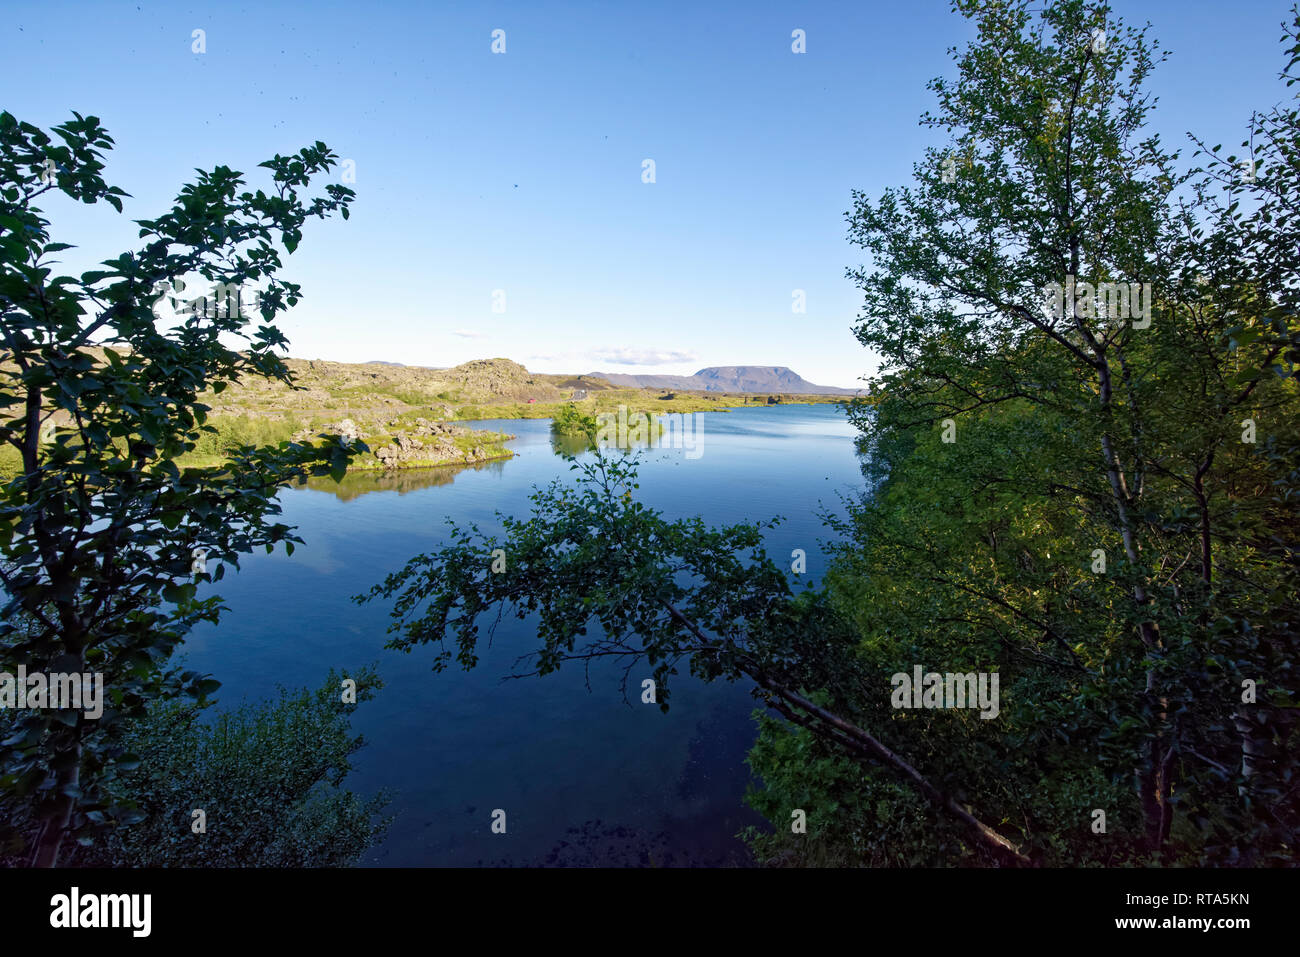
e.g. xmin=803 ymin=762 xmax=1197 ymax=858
xmin=452 ymin=329 xmax=486 ymax=339
xmin=590 ymin=348 xmax=697 ymax=366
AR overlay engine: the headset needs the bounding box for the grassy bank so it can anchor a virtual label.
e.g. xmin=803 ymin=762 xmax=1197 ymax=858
xmin=455 ymin=390 xmax=845 ymax=422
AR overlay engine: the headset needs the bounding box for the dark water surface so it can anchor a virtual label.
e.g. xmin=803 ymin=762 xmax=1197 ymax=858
xmin=182 ymin=403 xmax=864 ymax=866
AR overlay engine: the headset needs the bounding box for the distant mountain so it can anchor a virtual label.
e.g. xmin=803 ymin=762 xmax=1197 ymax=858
xmin=589 ymin=365 xmax=858 ymax=395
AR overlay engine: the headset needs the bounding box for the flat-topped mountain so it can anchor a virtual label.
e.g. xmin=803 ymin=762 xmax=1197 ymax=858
xmin=589 ymin=365 xmax=858 ymax=395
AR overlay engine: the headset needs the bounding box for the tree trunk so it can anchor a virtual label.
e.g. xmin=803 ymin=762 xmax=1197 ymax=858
xmin=30 ymin=733 xmax=81 ymax=867
xmin=1094 ymin=345 xmax=1169 ymax=853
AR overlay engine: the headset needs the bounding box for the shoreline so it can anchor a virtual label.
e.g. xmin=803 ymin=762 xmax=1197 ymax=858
xmin=342 ymin=449 xmax=517 ymax=473
xmin=453 ymin=394 xmax=849 ymax=423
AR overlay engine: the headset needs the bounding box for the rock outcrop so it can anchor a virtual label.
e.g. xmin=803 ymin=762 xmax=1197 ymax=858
xmin=370 ymin=419 xmax=513 ymax=469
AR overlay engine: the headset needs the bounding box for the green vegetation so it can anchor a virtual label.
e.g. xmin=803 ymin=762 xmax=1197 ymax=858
xmin=0 ymin=114 xmax=363 ymax=866
xmin=455 ymin=392 xmax=765 ymax=422
xmin=345 ymin=427 xmax=515 ymax=471
xmin=0 ymin=444 xmax=18 ymax=482
xmin=1 ymin=668 xmax=390 ymax=867
xmin=181 ymin=413 xmax=308 ymax=467
xmin=549 ymin=403 xmax=600 ymax=438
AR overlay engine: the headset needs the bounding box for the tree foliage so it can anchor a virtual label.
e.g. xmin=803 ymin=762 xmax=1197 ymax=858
xmin=759 ymin=0 xmax=1300 ymax=865
xmin=0 ymin=111 xmax=360 ymax=865
xmin=0 ymin=667 xmax=389 ymax=867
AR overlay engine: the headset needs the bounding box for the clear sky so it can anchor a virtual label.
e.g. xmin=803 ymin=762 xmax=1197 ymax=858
xmin=3 ymin=0 xmax=1295 ymax=388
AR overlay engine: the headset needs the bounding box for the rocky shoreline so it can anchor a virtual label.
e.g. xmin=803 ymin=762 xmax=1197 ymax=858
xmin=294 ymin=417 xmax=516 ymax=472
xmin=344 ymin=449 xmax=516 ymax=472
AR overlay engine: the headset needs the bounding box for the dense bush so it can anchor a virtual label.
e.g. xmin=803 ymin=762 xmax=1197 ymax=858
xmin=0 ymin=668 xmax=390 ymax=867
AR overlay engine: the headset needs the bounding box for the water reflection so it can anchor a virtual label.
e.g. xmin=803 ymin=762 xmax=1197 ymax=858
xmin=299 ymin=458 xmax=510 ymax=501
xmin=549 ymin=431 xmax=595 ymax=457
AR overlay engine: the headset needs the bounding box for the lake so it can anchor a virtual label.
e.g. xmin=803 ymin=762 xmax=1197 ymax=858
xmin=182 ymin=402 xmax=865 ymax=866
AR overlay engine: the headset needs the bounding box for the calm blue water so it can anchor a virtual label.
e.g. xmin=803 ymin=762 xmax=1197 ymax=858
xmin=182 ymin=403 xmax=864 ymax=866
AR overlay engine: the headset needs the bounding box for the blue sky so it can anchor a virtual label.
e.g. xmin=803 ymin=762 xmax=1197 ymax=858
xmin=3 ymin=0 xmax=1295 ymax=388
